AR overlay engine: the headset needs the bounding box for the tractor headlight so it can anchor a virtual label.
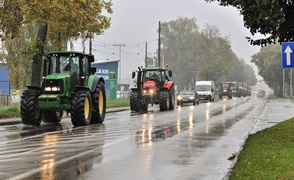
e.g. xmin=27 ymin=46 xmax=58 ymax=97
xmin=45 ymin=86 xmax=60 ymax=91
xmin=51 ymin=86 xmax=60 ymax=91
xmin=149 ymin=89 xmax=154 ymax=94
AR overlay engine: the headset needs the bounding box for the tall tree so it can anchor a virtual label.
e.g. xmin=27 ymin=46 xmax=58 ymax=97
xmin=160 ymin=17 xmax=256 ymax=91
xmin=0 ymin=0 xmax=113 ymax=86
xmin=251 ymin=44 xmax=283 ymax=97
xmin=205 ymin=0 xmax=293 ymax=46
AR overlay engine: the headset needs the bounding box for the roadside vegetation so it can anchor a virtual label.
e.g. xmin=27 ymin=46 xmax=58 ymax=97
xmin=230 ymin=117 xmax=294 ymax=179
xmin=0 ymin=99 xmax=129 ymax=119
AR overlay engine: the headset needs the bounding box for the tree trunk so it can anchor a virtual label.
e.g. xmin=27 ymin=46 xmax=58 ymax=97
xmin=31 ymin=24 xmax=48 ymax=87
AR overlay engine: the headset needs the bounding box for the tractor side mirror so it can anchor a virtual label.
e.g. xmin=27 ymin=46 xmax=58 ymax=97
xmin=168 ymin=70 xmax=172 ymax=77
xmin=89 ymin=55 xmax=94 ymax=63
xmin=132 ymin=71 xmax=136 ymax=78
xmin=91 ymin=67 xmax=96 ymax=74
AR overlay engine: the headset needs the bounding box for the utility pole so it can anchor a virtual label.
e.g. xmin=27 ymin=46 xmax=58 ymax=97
xmin=89 ymin=32 xmax=92 ymax=55
xmin=145 ymin=42 xmax=147 ymax=68
xmin=194 ymin=40 xmax=196 ymax=87
xmin=158 ymin=21 xmax=161 ymax=67
xmin=113 ymin=44 xmax=126 ymax=84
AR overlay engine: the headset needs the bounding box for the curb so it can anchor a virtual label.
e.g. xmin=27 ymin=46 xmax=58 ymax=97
xmin=0 ymin=107 xmax=130 ymax=126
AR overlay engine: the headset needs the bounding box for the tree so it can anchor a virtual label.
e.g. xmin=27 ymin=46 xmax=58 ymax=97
xmin=251 ymin=44 xmax=283 ymax=97
xmin=205 ymin=0 xmax=293 ymax=46
xmin=160 ymin=17 xmax=257 ymax=91
xmin=0 ymin=0 xmax=112 ymax=86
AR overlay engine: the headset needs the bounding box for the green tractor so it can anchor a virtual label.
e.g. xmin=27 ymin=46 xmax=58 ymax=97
xmin=20 ymin=51 xmax=106 ymax=126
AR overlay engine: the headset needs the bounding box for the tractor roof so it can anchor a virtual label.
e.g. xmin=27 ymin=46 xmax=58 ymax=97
xmin=48 ymin=51 xmax=92 ymax=56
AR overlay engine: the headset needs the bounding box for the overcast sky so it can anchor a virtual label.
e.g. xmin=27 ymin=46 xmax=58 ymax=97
xmin=74 ymin=0 xmax=263 ymax=83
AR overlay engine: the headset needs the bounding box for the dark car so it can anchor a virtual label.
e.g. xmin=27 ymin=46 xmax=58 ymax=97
xmin=177 ymin=89 xmax=199 ymax=106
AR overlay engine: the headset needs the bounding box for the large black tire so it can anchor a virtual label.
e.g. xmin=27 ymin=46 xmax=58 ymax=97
xmin=91 ymin=81 xmax=106 ymax=124
xmin=71 ymin=89 xmax=92 ymax=126
xmin=20 ymin=89 xmax=42 ymax=126
xmin=159 ymin=91 xmax=169 ymax=111
xmin=169 ymin=87 xmax=175 ymax=110
xmin=130 ymin=91 xmax=140 ymax=112
xmin=42 ymin=110 xmax=63 ymax=124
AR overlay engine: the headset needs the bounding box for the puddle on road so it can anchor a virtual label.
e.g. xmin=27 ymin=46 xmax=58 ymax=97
xmin=135 ymin=102 xmax=254 ymax=148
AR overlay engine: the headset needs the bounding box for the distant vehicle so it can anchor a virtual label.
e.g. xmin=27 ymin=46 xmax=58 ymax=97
xmin=256 ymin=90 xmax=265 ymax=97
xmin=177 ymin=89 xmax=199 ymax=106
xmin=230 ymin=82 xmax=241 ymax=97
xmin=219 ymin=82 xmax=232 ymax=99
xmin=238 ymin=82 xmax=248 ymax=97
xmin=195 ymin=81 xmax=215 ymax=102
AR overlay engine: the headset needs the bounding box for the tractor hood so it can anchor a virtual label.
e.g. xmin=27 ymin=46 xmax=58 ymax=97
xmin=143 ymin=80 xmax=156 ymax=88
xmin=46 ymin=73 xmax=70 ymax=80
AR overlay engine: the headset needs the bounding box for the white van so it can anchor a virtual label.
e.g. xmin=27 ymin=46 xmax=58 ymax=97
xmin=195 ymin=81 xmax=215 ymax=102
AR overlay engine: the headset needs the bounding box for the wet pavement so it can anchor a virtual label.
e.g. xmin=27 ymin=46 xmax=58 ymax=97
xmin=0 ymin=96 xmax=293 ymax=180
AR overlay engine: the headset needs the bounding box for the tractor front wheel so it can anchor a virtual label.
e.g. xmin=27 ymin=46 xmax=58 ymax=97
xmin=169 ymin=87 xmax=175 ymax=110
xmin=71 ymin=89 xmax=92 ymax=126
xmin=130 ymin=91 xmax=140 ymax=112
xmin=91 ymin=81 xmax=106 ymax=124
xmin=159 ymin=91 xmax=169 ymax=111
xmin=20 ymin=89 xmax=42 ymax=126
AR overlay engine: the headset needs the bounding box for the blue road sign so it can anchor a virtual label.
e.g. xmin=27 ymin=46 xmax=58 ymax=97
xmin=282 ymin=42 xmax=294 ymax=68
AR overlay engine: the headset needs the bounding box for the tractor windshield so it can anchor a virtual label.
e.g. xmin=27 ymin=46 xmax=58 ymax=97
xmin=143 ymin=70 xmax=161 ymax=82
xmin=142 ymin=70 xmax=168 ymax=82
xmin=49 ymin=56 xmax=80 ymax=75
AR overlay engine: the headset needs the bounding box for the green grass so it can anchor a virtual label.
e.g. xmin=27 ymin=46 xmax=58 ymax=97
xmin=0 ymin=99 xmax=130 ymax=119
xmin=0 ymin=105 xmax=20 ymax=119
xmin=106 ymin=99 xmax=129 ymax=108
xmin=230 ymin=118 xmax=294 ymax=179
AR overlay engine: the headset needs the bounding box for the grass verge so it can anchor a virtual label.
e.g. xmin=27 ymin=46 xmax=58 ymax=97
xmin=229 ymin=118 xmax=294 ymax=179
xmin=0 ymin=99 xmax=130 ymax=119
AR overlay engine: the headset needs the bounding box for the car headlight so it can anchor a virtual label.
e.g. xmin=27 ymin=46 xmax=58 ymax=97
xmin=189 ymin=96 xmax=194 ymax=100
xmin=177 ymin=96 xmax=182 ymax=100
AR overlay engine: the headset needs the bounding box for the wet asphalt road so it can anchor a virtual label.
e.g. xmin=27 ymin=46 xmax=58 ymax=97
xmin=0 ymin=96 xmax=293 ymax=180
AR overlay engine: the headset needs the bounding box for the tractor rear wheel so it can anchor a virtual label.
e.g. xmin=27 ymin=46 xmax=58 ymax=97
xmin=42 ymin=110 xmax=63 ymax=124
xmin=130 ymin=91 xmax=140 ymax=112
xmin=71 ymin=89 xmax=92 ymax=126
xmin=159 ymin=91 xmax=169 ymax=111
xmin=91 ymin=81 xmax=106 ymax=124
xmin=20 ymin=89 xmax=42 ymax=126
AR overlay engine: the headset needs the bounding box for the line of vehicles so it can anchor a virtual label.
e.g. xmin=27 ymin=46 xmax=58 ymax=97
xmin=128 ymin=64 xmax=254 ymax=112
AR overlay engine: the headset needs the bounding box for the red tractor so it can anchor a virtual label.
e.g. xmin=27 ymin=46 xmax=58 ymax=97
xmin=130 ymin=66 xmax=175 ymax=112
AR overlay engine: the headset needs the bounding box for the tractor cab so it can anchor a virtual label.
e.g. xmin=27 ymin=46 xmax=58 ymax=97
xmin=43 ymin=51 xmax=94 ymax=91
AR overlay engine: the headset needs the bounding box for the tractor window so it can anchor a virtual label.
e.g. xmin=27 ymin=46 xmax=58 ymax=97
xmin=143 ymin=71 xmax=161 ymax=82
xmin=49 ymin=56 xmax=80 ymax=75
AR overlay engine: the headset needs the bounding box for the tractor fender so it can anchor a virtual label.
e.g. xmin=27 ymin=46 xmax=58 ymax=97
xmin=163 ymin=81 xmax=174 ymax=90
xmin=89 ymin=74 xmax=105 ymax=93
xmin=130 ymin=87 xmax=140 ymax=92
xmin=26 ymin=86 xmax=42 ymax=92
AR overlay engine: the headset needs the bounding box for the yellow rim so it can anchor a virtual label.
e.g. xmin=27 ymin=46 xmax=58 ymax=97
xmin=99 ymin=90 xmax=104 ymax=114
xmin=84 ymin=97 xmax=90 ymax=119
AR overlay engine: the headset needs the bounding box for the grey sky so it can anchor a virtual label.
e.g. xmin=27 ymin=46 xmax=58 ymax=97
xmin=73 ymin=0 xmax=263 ymax=83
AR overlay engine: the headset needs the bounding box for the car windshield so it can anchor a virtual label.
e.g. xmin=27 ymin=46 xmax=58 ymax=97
xmin=195 ymin=85 xmax=210 ymax=91
xmin=179 ymin=90 xmax=194 ymax=95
